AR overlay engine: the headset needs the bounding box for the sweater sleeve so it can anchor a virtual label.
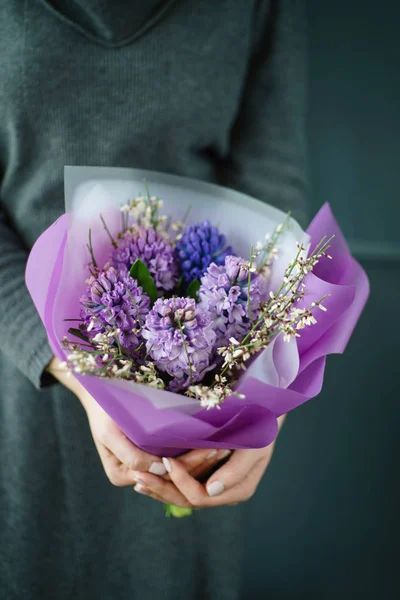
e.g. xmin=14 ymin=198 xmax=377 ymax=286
xmin=216 ymin=0 xmax=308 ymax=226
xmin=0 ymin=207 xmax=54 ymax=389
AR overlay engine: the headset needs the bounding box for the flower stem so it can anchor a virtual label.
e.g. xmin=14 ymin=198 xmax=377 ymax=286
xmin=100 ymin=215 xmax=118 ymax=248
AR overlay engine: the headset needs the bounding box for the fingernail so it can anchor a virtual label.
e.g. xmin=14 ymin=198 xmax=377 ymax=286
xmin=219 ymin=449 xmax=231 ymax=460
xmin=134 ymin=483 xmax=149 ymax=496
xmin=206 ymin=449 xmax=218 ymax=460
xmin=149 ymin=461 xmax=167 ymax=476
xmin=133 ymin=476 xmax=147 ymax=486
xmin=207 ymin=481 xmax=225 ymax=497
xmin=162 ymin=457 xmax=172 ymax=473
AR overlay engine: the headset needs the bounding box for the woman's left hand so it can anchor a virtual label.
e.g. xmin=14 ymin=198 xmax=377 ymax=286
xmin=132 ymin=415 xmax=285 ymax=508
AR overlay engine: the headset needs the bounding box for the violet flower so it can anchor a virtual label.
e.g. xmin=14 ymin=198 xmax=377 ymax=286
xmin=111 ymin=227 xmax=179 ymax=293
xmin=198 ymin=256 xmax=267 ymax=348
xmin=142 ymin=297 xmax=216 ymax=390
xmin=80 ymin=267 xmax=150 ymax=351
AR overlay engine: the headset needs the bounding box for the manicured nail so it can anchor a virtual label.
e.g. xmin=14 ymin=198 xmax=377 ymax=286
xmin=206 ymin=450 xmax=217 ymax=459
xmin=219 ymin=449 xmax=232 ymax=460
xmin=207 ymin=481 xmax=225 ymax=497
xmin=133 ymin=476 xmax=147 ymax=486
xmin=162 ymin=457 xmax=172 ymax=473
xmin=149 ymin=462 xmax=167 ymax=476
xmin=134 ymin=483 xmax=149 ymax=495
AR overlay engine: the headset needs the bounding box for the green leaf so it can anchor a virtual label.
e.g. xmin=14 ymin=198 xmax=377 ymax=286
xmin=129 ymin=259 xmax=158 ymax=304
xmin=68 ymin=327 xmax=90 ymax=343
xmin=164 ymin=504 xmax=193 ymax=518
xmin=129 ymin=258 xmax=151 ymax=281
xmin=186 ymin=279 xmax=201 ymax=302
xmin=141 ymin=276 xmax=158 ymax=304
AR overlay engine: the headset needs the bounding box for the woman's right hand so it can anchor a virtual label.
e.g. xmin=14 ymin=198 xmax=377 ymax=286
xmin=47 ymin=357 xmax=172 ymax=486
xmin=46 ymin=357 xmax=222 ymax=488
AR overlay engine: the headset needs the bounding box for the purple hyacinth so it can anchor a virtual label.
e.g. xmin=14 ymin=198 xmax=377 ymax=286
xmin=198 ymin=256 xmax=267 ymax=348
xmin=142 ymin=297 xmax=216 ymax=390
xmin=176 ymin=220 xmax=233 ymax=283
xmin=111 ymin=227 xmax=179 ymax=293
xmin=80 ymin=267 xmax=150 ymax=351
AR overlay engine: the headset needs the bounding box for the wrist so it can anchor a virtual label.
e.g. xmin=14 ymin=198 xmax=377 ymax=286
xmin=46 ymin=356 xmax=87 ymax=403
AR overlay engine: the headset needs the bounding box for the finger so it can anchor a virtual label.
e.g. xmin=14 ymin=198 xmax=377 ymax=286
xmin=133 ymin=483 xmax=168 ymax=505
xmin=100 ymin=428 xmax=167 ymax=475
xmin=95 ymin=440 xmax=137 ymax=487
xmin=159 ymin=448 xmax=230 ymax=483
xmin=161 ymin=456 xmax=216 ymax=508
xmin=177 ymin=448 xmax=231 ymax=476
xmin=203 ymin=458 xmax=270 ymax=505
xmin=190 ymin=449 xmax=232 ymax=481
xmin=132 ymin=471 xmax=193 ymax=507
xmin=176 ymin=448 xmax=217 ymax=471
xmin=205 ymin=447 xmax=273 ymax=497
xmin=161 ymin=452 xmax=271 ymax=508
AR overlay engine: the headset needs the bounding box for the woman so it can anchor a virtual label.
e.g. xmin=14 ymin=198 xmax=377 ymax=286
xmin=0 ymin=1 xmax=306 ymax=598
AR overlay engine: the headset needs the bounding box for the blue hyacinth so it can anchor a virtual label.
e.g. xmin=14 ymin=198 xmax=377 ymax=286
xmin=176 ymin=220 xmax=233 ymax=282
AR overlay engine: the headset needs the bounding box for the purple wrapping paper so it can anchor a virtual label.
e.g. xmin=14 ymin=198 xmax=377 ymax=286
xmin=26 ymin=169 xmax=369 ymax=457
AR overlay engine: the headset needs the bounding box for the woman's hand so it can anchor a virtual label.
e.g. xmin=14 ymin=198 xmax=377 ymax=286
xmin=131 ymin=416 xmax=286 ymax=508
xmin=47 ymin=357 xmax=285 ymax=503
xmin=47 ymin=357 xmax=221 ymax=487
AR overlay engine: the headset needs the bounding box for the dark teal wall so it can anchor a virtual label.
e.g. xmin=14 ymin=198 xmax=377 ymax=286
xmin=308 ymin=1 xmax=400 ymax=248
xmin=242 ymin=3 xmax=399 ymax=598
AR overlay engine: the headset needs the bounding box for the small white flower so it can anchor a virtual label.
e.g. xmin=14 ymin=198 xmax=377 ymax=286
xmin=93 ymin=333 xmax=108 ymax=344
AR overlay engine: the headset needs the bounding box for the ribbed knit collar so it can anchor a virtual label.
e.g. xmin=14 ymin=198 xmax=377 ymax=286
xmin=38 ymin=0 xmax=178 ymax=47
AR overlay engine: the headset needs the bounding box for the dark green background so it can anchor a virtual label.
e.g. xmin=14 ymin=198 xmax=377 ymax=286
xmin=242 ymin=2 xmax=399 ymax=598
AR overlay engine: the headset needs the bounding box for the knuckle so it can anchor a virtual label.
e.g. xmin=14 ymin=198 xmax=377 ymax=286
xmin=243 ymin=486 xmax=257 ymax=502
xmin=106 ymin=471 xmax=123 ymax=487
xmin=126 ymin=456 xmax=140 ymax=470
xmin=220 ymin=466 xmax=235 ymax=480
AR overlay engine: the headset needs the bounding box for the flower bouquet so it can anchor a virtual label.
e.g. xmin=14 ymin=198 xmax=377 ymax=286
xmin=26 ymin=166 xmax=369 ymax=515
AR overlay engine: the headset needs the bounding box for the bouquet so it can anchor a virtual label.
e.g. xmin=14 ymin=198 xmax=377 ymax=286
xmin=26 ymin=166 xmax=369 ymax=515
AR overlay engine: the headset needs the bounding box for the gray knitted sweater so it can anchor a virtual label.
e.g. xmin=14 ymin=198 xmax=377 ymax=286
xmin=0 ymin=1 xmax=306 ymax=598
